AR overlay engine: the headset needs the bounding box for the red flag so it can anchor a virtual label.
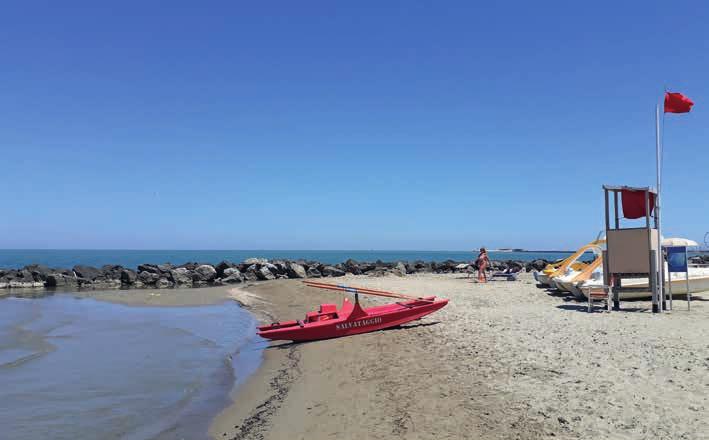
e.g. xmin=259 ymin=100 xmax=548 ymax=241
xmin=664 ymin=92 xmax=694 ymax=113
xmin=621 ymin=189 xmax=655 ymax=219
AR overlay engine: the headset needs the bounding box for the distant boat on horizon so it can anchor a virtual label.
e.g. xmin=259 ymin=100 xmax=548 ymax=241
xmin=491 ymin=248 xmax=577 ymax=254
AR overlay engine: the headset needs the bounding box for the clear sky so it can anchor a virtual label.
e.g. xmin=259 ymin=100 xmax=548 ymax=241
xmin=1 ymin=1 xmax=707 ymax=250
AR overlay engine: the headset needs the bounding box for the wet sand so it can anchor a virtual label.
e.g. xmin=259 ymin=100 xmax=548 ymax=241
xmin=70 ymin=284 xmax=238 ymax=307
xmin=211 ymin=273 xmax=709 ymax=440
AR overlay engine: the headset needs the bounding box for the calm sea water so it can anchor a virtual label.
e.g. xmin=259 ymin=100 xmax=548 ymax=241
xmin=0 ymin=295 xmax=263 ymax=440
xmin=0 ymin=249 xmax=574 ymax=269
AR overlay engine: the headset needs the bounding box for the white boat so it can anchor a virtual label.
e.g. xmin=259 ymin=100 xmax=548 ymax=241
xmin=551 ymin=244 xmax=604 ymax=292
xmin=577 ymin=266 xmax=709 ymax=300
xmin=535 ymin=271 xmax=552 ymax=285
xmin=535 ymin=238 xmax=605 ymax=287
xmin=568 ymin=265 xmax=603 ymax=299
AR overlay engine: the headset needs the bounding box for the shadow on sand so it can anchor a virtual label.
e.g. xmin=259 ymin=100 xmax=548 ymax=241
xmin=556 ymin=303 xmax=650 ymax=313
xmin=264 ymin=321 xmax=441 ymax=349
xmin=545 ymin=289 xmax=574 ymax=299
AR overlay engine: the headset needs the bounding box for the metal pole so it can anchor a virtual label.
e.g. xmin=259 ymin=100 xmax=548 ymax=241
xmin=667 ymin=250 xmax=673 ymax=311
xmin=655 ymin=104 xmax=664 ymax=313
xmin=646 ymin=189 xmax=658 ymax=313
xmin=686 ymin=248 xmax=691 ymax=311
xmin=604 ymin=188 xmax=610 ymax=231
xmin=668 ymin=248 xmax=673 ymax=311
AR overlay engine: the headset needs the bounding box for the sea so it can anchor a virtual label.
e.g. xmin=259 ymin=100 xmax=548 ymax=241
xmin=0 ymin=249 xmax=575 ymax=270
xmin=0 ymin=295 xmax=263 ymax=440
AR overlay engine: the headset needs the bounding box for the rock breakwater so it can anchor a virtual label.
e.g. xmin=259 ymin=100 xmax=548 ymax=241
xmin=0 ymin=258 xmax=553 ymax=291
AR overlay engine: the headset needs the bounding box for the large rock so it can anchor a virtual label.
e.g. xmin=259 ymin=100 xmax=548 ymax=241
xmin=45 ymin=273 xmax=78 ymax=287
xmin=1 ymin=270 xmax=16 ymax=281
xmin=244 ymin=257 xmax=268 ymax=266
xmin=101 ymin=265 xmax=124 ymax=280
xmin=76 ymin=277 xmax=92 ymax=287
xmin=436 ymin=260 xmax=457 ymax=273
xmin=243 ymin=270 xmax=259 ymax=282
xmin=15 ymin=269 xmax=34 ymax=281
xmin=306 ymin=267 xmax=322 ymax=278
xmin=138 ymin=271 xmax=160 ymax=284
xmin=156 ymin=278 xmax=173 ymax=289
xmin=419 ymin=261 xmax=433 ymax=272
xmin=321 ymin=266 xmax=345 ymax=277
xmin=527 ymin=259 xmax=548 ymax=272
xmin=157 ymin=263 xmax=174 ymax=274
xmin=489 ymin=260 xmax=506 ymax=271
xmin=25 ymin=264 xmax=52 ymax=281
xmin=342 ymin=259 xmax=362 ymax=275
xmin=169 ymin=268 xmax=194 ymax=285
xmin=393 ymin=262 xmax=407 ymax=276
xmin=223 ymin=267 xmax=242 ymax=278
xmin=272 ymin=261 xmax=289 ymax=275
xmin=222 ymin=267 xmax=244 ymax=284
xmin=264 ymin=262 xmax=279 ymax=273
xmin=286 ymin=262 xmax=307 ymax=278
xmin=507 ymin=260 xmax=524 ymax=272
xmin=194 ymin=265 xmax=217 ymax=282
xmin=215 ymin=261 xmax=236 ymax=278
xmin=120 ymin=269 xmax=137 ymax=284
xmin=137 ymin=264 xmax=160 ymax=274
xmin=257 ymin=265 xmax=276 ymax=280
xmin=358 ymin=262 xmax=377 ymax=273
xmin=72 ymin=265 xmax=102 ymax=280
xmin=177 ymin=262 xmax=199 ymax=270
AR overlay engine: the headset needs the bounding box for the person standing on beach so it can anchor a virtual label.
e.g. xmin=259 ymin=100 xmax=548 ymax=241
xmin=476 ymin=248 xmax=490 ymax=283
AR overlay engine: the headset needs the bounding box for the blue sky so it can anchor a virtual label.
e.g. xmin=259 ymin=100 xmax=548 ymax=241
xmin=1 ymin=1 xmax=707 ymax=250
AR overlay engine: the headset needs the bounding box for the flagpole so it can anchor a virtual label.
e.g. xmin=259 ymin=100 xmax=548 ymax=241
xmin=654 ymin=103 xmax=663 ymax=313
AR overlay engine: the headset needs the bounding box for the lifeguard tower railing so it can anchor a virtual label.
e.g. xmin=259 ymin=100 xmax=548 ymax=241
xmin=602 ymin=185 xmax=662 ymax=312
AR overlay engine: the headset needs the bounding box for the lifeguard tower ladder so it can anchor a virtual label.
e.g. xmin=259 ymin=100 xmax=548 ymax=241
xmin=602 ymin=185 xmax=662 ymax=312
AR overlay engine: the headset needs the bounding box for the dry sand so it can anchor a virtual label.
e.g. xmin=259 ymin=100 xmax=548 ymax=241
xmin=211 ymin=273 xmax=709 ymax=440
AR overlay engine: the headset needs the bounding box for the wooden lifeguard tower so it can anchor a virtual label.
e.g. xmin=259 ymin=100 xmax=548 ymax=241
xmin=602 ymin=185 xmax=663 ymax=312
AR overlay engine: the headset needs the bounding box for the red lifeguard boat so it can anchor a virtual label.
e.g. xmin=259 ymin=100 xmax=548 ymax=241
xmin=257 ymin=281 xmax=449 ymax=342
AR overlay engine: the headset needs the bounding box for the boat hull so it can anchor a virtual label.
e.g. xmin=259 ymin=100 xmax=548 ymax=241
xmin=578 ymin=274 xmax=709 ymax=300
xmin=258 ymin=298 xmax=448 ymax=342
xmin=535 ymin=272 xmax=552 ymax=286
xmin=568 ymin=282 xmax=585 ymax=299
xmin=618 ymin=276 xmax=709 ymax=299
xmin=555 ymin=279 xmax=576 ymax=293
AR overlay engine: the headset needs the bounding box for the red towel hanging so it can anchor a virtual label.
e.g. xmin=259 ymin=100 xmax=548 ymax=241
xmin=621 ymin=190 xmax=655 ymax=219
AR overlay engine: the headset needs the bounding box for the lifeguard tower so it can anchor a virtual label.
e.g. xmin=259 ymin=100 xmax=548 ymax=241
xmin=602 ymin=185 xmax=663 ymax=312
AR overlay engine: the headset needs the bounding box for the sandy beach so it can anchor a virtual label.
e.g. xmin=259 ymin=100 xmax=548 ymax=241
xmin=212 ymin=273 xmax=709 ymax=440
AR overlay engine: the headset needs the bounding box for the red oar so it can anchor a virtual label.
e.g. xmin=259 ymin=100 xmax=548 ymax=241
xmin=302 ymin=280 xmax=434 ymax=302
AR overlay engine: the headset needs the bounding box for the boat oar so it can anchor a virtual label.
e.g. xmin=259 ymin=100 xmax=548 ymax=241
xmin=302 ymin=281 xmax=434 ymax=302
xmin=303 ymin=281 xmax=419 ymax=299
